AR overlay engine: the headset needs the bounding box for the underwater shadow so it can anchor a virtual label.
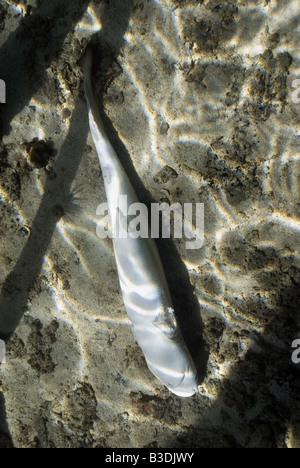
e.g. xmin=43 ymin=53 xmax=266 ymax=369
xmin=0 ymin=0 xmax=90 ymax=138
xmin=0 ymin=99 xmax=89 ymax=338
xmin=0 ymin=392 xmax=12 ymax=448
xmin=164 ymin=238 xmax=300 ymax=448
xmin=0 ymin=0 xmax=135 ymax=445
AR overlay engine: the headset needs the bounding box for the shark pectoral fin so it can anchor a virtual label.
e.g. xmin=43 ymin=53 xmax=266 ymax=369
xmin=153 ymin=307 xmax=179 ymax=339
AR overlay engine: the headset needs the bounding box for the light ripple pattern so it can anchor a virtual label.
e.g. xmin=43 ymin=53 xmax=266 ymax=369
xmin=0 ymin=0 xmax=299 ymax=449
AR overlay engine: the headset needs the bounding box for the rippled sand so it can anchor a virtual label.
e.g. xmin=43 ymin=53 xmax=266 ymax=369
xmin=0 ymin=0 xmax=300 ymax=448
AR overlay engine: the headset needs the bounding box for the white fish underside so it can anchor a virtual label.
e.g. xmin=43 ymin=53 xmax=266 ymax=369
xmin=81 ymin=48 xmax=198 ymax=397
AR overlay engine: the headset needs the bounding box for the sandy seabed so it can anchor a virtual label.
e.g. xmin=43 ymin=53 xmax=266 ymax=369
xmin=0 ymin=0 xmax=300 ymax=448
